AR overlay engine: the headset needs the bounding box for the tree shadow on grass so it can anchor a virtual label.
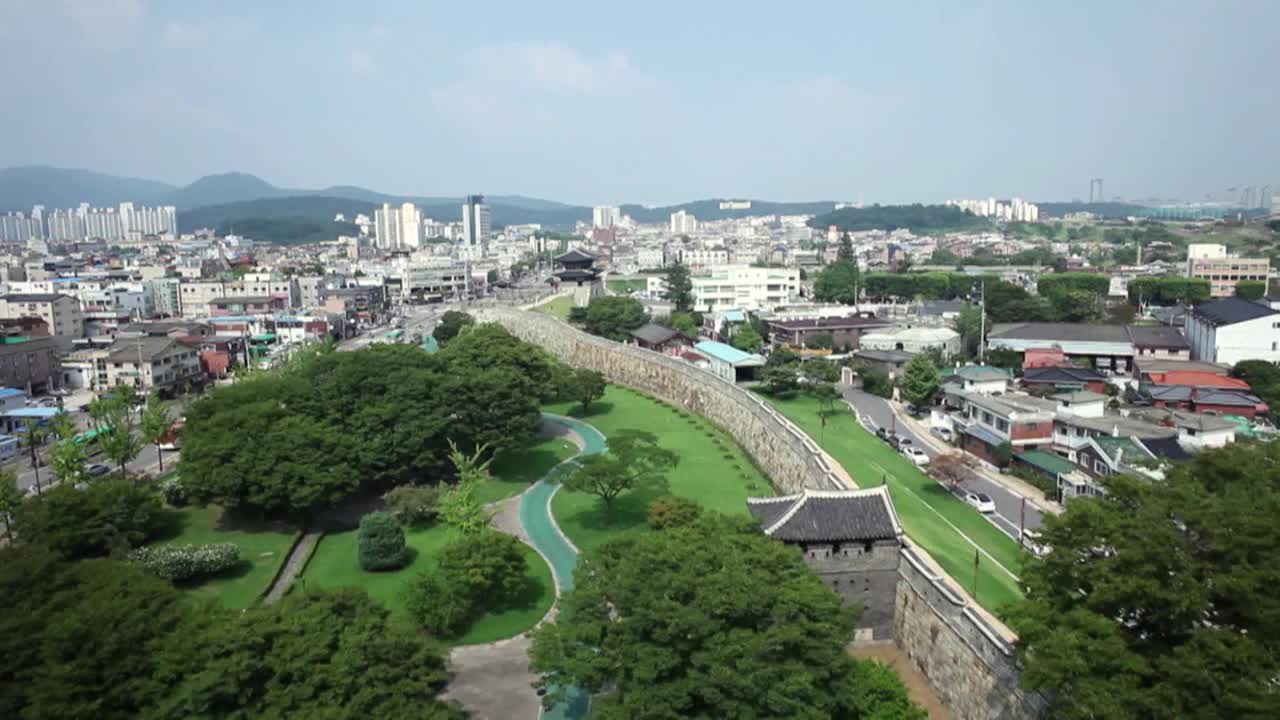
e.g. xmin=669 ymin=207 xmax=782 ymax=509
xmin=569 ymin=400 xmax=614 ymax=418
xmin=571 ymin=483 xmax=668 ymax=534
xmin=152 ymin=507 xmax=191 ymax=542
xmin=173 ymin=557 xmax=256 ymax=588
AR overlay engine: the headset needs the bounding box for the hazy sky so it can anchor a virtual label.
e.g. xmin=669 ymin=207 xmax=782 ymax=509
xmin=1 ymin=0 xmax=1276 ymax=205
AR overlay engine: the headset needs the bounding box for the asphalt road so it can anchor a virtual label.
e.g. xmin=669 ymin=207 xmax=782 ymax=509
xmin=841 ymin=388 xmax=1043 ymax=538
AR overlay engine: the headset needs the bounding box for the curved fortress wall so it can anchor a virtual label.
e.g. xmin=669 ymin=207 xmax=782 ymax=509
xmin=480 ymin=308 xmax=1046 ymax=720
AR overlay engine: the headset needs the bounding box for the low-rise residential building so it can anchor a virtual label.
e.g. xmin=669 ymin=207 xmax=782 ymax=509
xmin=1187 ymin=255 xmax=1270 ymax=297
xmin=1127 ymin=407 xmax=1238 ymax=450
xmin=97 ymin=336 xmax=202 ymax=396
xmin=948 ymin=391 xmax=1056 ymax=464
xmin=0 ymin=336 xmax=62 ymax=393
xmin=767 ymin=315 xmax=890 ymax=351
xmin=692 ymin=340 xmax=764 ymax=383
xmin=940 ymin=365 xmax=1011 ymax=394
xmin=851 ymin=349 xmax=915 ymax=378
xmin=1184 ymin=297 xmax=1280 ymax=364
xmin=0 ymin=293 xmax=83 ymax=338
xmin=1021 ymin=365 xmax=1108 ymax=393
xmin=629 ymin=323 xmax=693 ymax=354
xmin=208 ymin=296 xmax=287 ymax=317
xmin=988 ymin=323 xmax=1190 ymax=373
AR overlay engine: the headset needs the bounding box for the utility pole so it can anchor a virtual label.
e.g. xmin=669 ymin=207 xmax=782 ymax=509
xmin=978 ymin=280 xmax=986 ymax=365
xmin=1018 ymin=497 xmax=1026 ymax=546
xmin=972 ymin=548 xmax=980 ymax=601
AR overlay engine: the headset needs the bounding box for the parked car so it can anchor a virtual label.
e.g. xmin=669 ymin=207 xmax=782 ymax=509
xmin=893 ymin=437 xmax=913 ymax=453
xmin=86 ymin=463 xmax=111 ymax=477
xmin=930 ymin=426 xmax=954 ymax=442
xmin=875 ymin=427 xmax=893 ymax=442
xmin=903 ymin=447 xmax=930 ymax=466
xmin=964 ymin=492 xmax=996 ymax=514
xmin=1020 ymin=528 xmax=1049 ymax=557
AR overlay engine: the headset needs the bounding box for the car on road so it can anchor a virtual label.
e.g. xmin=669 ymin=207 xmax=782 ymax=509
xmin=891 ymin=436 xmax=913 ymax=452
xmin=86 ymin=463 xmax=111 ymax=477
xmin=903 ymin=447 xmax=930 ymax=466
xmin=930 ymin=426 xmax=954 ymax=443
xmin=964 ymin=492 xmax=996 ymax=514
xmin=875 ymin=427 xmax=893 ymax=442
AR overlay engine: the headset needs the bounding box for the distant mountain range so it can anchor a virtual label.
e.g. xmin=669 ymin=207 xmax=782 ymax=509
xmin=0 ymin=166 xmax=852 ymax=233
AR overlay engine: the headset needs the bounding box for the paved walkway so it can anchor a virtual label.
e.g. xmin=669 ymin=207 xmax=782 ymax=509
xmin=262 ymin=530 xmax=322 ymax=605
xmin=446 ymin=413 xmax=605 ymax=720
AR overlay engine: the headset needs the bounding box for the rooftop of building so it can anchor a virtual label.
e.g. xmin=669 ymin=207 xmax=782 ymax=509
xmin=693 ymin=340 xmax=763 ymax=366
xmin=941 ymin=365 xmax=1012 ymax=382
xmin=1053 ymin=412 xmax=1178 ymax=439
xmin=1050 ymin=390 xmax=1109 ymax=404
xmin=767 ymin=315 xmax=890 ymax=331
xmin=1022 ymin=365 xmax=1108 ymax=383
xmin=1189 ymin=297 xmax=1279 ymax=326
xmin=210 ymin=296 xmax=279 ymax=305
xmin=746 ymin=486 xmax=901 ymax=543
xmin=0 ymin=293 xmax=69 ymax=303
xmin=630 ymin=323 xmax=685 ymax=346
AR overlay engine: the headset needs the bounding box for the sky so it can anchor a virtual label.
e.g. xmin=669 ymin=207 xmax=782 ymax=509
xmin=1 ymin=0 xmax=1277 ymax=206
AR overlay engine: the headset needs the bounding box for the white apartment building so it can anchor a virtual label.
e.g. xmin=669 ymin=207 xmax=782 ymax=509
xmin=1184 ymin=244 xmax=1270 ymax=297
xmin=96 ymin=336 xmax=202 ymax=395
xmin=0 ymin=293 xmax=84 ymax=337
xmin=670 ymin=210 xmax=699 ymax=235
xmin=690 ymin=265 xmax=801 ymax=312
xmin=677 ymin=247 xmax=731 ymax=270
xmin=637 ymin=248 xmax=665 ymax=269
xmin=592 ymin=206 xmax=621 ymax=229
xmin=177 ymin=275 xmax=299 ymax=318
xmin=374 ymin=202 xmax=423 ymax=250
xmin=462 ymin=195 xmax=491 ymax=256
xmin=144 ymin=278 xmax=181 ymax=318
xmin=945 ymin=197 xmax=1039 ymax=222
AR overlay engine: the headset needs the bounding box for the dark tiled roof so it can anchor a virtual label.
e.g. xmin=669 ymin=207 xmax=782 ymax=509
xmin=1023 ymin=366 xmax=1107 ymax=384
xmin=630 ymin=323 xmax=681 ymax=345
xmin=852 ymin=349 xmax=916 ymax=364
xmin=556 ymin=249 xmax=596 ymax=263
xmin=746 ymin=487 xmax=900 ymax=543
xmin=767 ymin=316 xmax=890 ymax=331
xmin=1125 ymin=325 xmax=1189 ymax=350
xmin=989 ymin=323 xmax=1130 ymax=343
xmin=1139 ymin=437 xmax=1193 ymax=462
xmin=1 ymin=293 xmax=69 ymax=303
xmin=1190 ymin=297 xmax=1278 ymax=326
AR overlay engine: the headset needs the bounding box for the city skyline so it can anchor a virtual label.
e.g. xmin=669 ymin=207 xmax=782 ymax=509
xmin=1 ymin=1 xmax=1277 ymax=205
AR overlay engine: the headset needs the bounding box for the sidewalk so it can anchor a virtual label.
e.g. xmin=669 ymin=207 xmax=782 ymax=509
xmin=885 ymin=402 xmax=1063 ymax=516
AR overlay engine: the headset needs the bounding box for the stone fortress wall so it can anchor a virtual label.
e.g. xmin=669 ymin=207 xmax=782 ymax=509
xmin=478 ymin=307 xmax=1046 ymax=720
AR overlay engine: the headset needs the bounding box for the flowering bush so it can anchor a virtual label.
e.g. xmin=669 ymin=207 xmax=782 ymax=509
xmin=129 ymin=543 xmax=240 ymax=581
xmin=158 ymin=475 xmax=189 ymax=507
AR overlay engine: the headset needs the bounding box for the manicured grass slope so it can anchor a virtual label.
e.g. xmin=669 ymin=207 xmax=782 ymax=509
xmin=532 ymin=295 xmax=574 ymax=320
xmin=766 ymin=394 xmax=1024 ymax=613
xmin=301 ymin=524 xmax=556 ymax=646
xmin=477 ymin=438 xmax=577 ymax=505
xmin=545 ymin=386 xmax=771 ymax=555
xmin=606 ymin=278 xmax=647 ymax=294
xmin=155 ymin=505 xmax=297 ymax=609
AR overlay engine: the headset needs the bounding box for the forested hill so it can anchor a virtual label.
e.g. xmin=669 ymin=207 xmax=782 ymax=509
xmin=621 ymin=199 xmax=836 ymax=224
xmin=807 ymin=204 xmax=991 ymax=233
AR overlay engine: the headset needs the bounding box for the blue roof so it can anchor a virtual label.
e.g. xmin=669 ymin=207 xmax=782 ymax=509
xmin=0 ymin=434 xmax=15 ymax=441
xmin=4 ymin=408 xmax=59 ymax=418
xmin=694 ymin=340 xmax=757 ymax=365
xmin=722 ymin=309 xmax=747 ymax=322
xmin=0 ymin=388 xmax=24 ymax=399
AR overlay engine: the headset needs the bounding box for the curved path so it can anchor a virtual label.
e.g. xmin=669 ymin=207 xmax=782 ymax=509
xmin=519 ymin=413 xmax=606 ymax=720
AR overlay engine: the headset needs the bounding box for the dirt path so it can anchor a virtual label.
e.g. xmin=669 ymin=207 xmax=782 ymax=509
xmin=262 ymin=530 xmax=322 ymax=605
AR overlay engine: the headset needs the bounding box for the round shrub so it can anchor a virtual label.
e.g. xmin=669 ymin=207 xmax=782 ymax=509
xmin=357 ymin=511 xmax=409 ymax=571
xmin=158 ymin=475 xmax=189 ymax=507
xmin=403 ymin=571 xmax=476 ymax=638
xmin=129 ymin=542 xmax=240 ymax=581
xmin=646 ymin=495 xmax=703 ymax=530
xmin=383 ymin=484 xmax=442 ymax=527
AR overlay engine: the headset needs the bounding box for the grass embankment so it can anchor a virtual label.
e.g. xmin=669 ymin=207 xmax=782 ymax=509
xmin=545 ymin=385 xmax=771 ymax=555
xmin=532 ymin=295 xmax=574 ymax=320
xmin=766 ymin=394 xmax=1024 ymax=613
xmin=154 ymin=505 xmax=297 ymax=609
xmin=606 ymin=278 xmax=647 ymax=294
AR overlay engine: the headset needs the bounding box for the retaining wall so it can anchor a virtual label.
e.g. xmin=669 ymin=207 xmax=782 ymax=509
xmin=478 ymin=308 xmax=842 ymax=494
xmin=895 ymin=548 xmax=1047 ymax=720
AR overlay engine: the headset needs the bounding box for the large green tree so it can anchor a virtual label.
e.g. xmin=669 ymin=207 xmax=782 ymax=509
xmin=15 ymin=480 xmax=162 ymax=560
xmin=530 ymin=515 xmax=924 ymax=719
xmin=813 ymin=260 xmax=861 ymax=305
xmin=562 ymin=429 xmax=676 ymax=515
xmin=584 ymin=296 xmax=649 ymax=341
xmin=1008 ymin=442 xmax=1280 ymax=720
xmin=432 ymin=310 xmax=475 ymax=346
xmin=663 ymin=261 xmax=694 ymax=312
xmin=951 ymin=303 xmax=983 ymax=359
xmin=730 ymin=323 xmax=764 ymax=353
xmin=898 ymin=355 xmax=940 ymax=407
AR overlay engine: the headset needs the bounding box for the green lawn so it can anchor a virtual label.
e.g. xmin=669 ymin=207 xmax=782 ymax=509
xmin=300 ymin=524 xmax=555 ymax=645
xmin=153 ymin=505 xmax=298 ymax=609
xmin=544 ymin=385 xmax=771 ymax=555
xmin=478 ymin=437 xmax=577 ymax=506
xmin=532 ymin=295 xmax=575 ymax=320
xmin=606 ymin=278 xmax=647 ymax=294
xmin=766 ymin=394 xmax=1024 ymax=613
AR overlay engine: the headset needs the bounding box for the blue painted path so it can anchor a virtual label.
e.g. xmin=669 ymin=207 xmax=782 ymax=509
xmin=520 ymin=413 xmax=607 ymax=720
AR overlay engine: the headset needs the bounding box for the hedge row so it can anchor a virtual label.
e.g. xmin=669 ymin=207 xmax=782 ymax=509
xmin=129 ymin=543 xmax=240 ymax=581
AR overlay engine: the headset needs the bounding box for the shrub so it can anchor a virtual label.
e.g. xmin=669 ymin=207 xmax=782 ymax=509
xmin=15 ymin=480 xmax=162 ymax=560
xmin=129 ymin=542 xmax=240 ymax=581
xmin=647 ymin=495 xmax=703 ymax=530
xmin=158 ymin=475 xmax=189 ymax=507
xmin=403 ymin=571 xmax=474 ymax=637
xmin=383 ymin=485 xmax=442 ymax=527
xmin=357 ymin=512 xmax=409 ymax=571
xmin=436 ymin=530 xmax=526 ymax=608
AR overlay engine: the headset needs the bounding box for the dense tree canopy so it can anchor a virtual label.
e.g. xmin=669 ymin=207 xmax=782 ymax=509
xmin=808 ymin=203 xmax=990 ymax=233
xmin=898 ymin=355 xmax=940 ymax=407
xmin=530 ymin=515 xmax=924 ymax=719
xmin=582 ymin=296 xmax=649 ymax=341
xmin=1126 ymin=277 xmax=1212 ymax=306
xmin=663 ymin=261 xmax=694 ymax=312
xmin=431 ymin=310 xmax=475 ymax=345
xmin=1008 ymin=442 xmax=1280 ymax=720
xmin=181 ymin=327 xmax=551 ymax=518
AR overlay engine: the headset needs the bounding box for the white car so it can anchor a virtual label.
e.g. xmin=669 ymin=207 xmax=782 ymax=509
xmin=903 ymin=447 xmax=930 ymax=466
xmin=964 ymin=492 xmax=996 ymax=514
xmin=930 ymin=426 xmax=954 ymax=443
